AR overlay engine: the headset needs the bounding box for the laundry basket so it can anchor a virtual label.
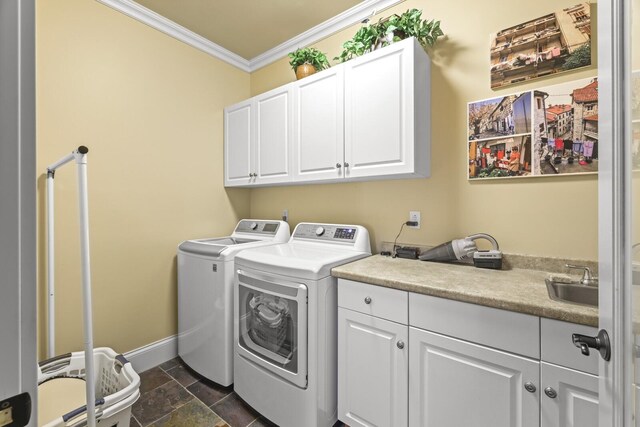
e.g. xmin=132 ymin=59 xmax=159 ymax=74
xmin=38 ymin=347 xmax=140 ymax=427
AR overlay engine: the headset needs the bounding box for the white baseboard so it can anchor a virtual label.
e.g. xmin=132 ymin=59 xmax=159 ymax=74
xmin=124 ymin=335 xmax=177 ymax=373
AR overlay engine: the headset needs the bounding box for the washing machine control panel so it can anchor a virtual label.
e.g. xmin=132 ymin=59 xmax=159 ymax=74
xmin=236 ymin=220 xmax=281 ymax=235
xmin=293 ymin=223 xmax=358 ymax=242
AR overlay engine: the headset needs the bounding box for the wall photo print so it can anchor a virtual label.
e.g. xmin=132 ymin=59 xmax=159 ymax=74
xmin=490 ymin=3 xmax=592 ymax=89
xmin=533 ymin=77 xmax=598 ymax=176
xmin=468 ymin=92 xmax=532 ymax=179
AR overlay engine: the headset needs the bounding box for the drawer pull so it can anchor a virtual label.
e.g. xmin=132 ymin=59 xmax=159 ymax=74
xmin=524 ymin=382 xmax=536 ymax=393
xmin=544 ymin=387 xmax=557 ymax=398
xmin=364 ymin=296 xmax=372 ymax=304
xmin=397 ymin=341 xmax=405 ymax=349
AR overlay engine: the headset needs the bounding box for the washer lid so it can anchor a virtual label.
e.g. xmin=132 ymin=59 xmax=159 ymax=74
xmin=178 ymin=237 xmax=258 ymax=257
xmin=235 ymin=242 xmax=371 ymax=280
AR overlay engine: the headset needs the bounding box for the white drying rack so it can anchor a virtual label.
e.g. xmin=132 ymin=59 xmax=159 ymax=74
xmin=46 ymin=146 xmax=97 ymax=427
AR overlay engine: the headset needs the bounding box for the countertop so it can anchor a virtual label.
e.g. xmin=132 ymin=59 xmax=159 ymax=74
xmin=331 ymin=255 xmax=598 ymax=327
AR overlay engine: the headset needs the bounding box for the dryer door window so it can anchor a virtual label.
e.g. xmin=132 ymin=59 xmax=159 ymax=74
xmin=237 ymin=270 xmax=308 ymax=388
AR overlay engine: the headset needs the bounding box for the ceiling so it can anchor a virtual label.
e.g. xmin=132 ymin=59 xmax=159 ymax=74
xmin=133 ymin=0 xmax=363 ymax=60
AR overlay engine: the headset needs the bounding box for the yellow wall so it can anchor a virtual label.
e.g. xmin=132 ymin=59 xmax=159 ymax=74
xmin=36 ymin=0 xmax=250 ymax=357
xmin=250 ymin=0 xmax=599 ymax=259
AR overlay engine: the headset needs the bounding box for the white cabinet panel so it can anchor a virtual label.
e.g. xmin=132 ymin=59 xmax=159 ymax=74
xmin=540 ymin=362 xmax=598 ymax=427
xmin=255 ymin=85 xmax=293 ymax=184
xmin=294 ymin=67 xmax=344 ymax=182
xmin=344 ymin=38 xmax=429 ymax=180
xmin=224 ymin=100 xmax=253 ymax=186
xmin=409 ymin=327 xmax=539 ymax=427
xmin=338 ymin=308 xmax=408 ymax=427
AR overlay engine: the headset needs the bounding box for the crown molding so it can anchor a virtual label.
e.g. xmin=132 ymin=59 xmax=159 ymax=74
xmin=96 ymin=0 xmax=251 ymax=72
xmin=96 ymin=0 xmax=405 ymax=73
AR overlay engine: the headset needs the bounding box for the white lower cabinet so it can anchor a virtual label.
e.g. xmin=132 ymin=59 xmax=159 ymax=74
xmin=540 ymin=362 xmax=599 ymax=427
xmin=337 ymin=280 xmax=599 ymax=427
xmin=338 ymin=308 xmax=408 ymax=427
xmin=408 ymin=327 xmax=540 ymax=427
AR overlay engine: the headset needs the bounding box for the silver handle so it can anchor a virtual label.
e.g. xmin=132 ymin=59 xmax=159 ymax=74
xmin=524 ymin=382 xmax=536 ymax=393
xmin=544 ymin=387 xmax=557 ymax=398
xmin=344 ymin=162 xmax=350 ymax=168
xmin=336 ymin=163 xmax=342 ymax=169
xmin=397 ymin=341 xmax=405 ymax=349
xmin=364 ymin=296 xmax=372 ymax=304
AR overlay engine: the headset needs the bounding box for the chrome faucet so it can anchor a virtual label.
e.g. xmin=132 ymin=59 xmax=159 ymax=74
xmin=565 ymin=264 xmax=598 ymax=286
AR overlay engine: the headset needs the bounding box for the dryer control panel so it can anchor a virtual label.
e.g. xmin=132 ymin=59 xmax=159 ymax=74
xmin=293 ymin=223 xmax=360 ymax=243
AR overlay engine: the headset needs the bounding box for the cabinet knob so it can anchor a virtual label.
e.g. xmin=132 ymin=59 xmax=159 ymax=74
xmin=364 ymin=296 xmax=372 ymax=304
xmin=397 ymin=340 xmax=405 ymax=349
xmin=344 ymin=162 xmax=350 ymax=168
xmin=336 ymin=163 xmax=342 ymax=169
xmin=544 ymin=387 xmax=557 ymax=399
xmin=524 ymin=382 xmax=536 ymax=393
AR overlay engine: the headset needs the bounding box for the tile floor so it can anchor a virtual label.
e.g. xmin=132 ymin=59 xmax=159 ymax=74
xmin=130 ymin=358 xmax=272 ymax=427
xmin=130 ymin=358 xmax=347 ymax=427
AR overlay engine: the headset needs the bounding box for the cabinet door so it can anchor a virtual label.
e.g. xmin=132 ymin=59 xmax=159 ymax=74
xmin=409 ymin=327 xmax=539 ymax=427
xmin=293 ymin=67 xmax=344 ymax=182
xmin=254 ymin=84 xmax=293 ymax=185
xmin=224 ymin=100 xmax=253 ymax=186
xmin=338 ymin=308 xmax=408 ymax=427
xmin=344 ymin=38 xmax=421 ymax=179
xmin=540 ymin=362 xmax=599 ymax=427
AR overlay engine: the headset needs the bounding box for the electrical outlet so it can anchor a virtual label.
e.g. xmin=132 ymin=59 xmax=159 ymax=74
xmin=409 ymin=211 xmax=421 ymax=229
xmin=282 ymin=209 xmax=289 ymax=222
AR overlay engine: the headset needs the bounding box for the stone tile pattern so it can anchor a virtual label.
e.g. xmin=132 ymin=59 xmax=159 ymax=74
xmin=131 ymin=358 xmax=267 ymax=427
xmin=131 ymin=358 xmax=347 ymax=427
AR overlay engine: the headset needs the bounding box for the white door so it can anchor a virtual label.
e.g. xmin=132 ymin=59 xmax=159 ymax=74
xmin=409 ymin=327 xmax=540 ymax=427
xmin=293 ymin=67 xmax=345 ymax=182
xmin=598 ymin=0 xmax=638 ymax=425
xmin=224 ymin=99 xmax=254 ymax=186
xmin=338 ymin=308 xmax=408 ymax=427
xmin=254 ymin=84 xmax=293 ymax=185
xmin=0 ymin=0 xmax=37 ymax=425
xmin=540 ymin=362 xmax=599 ymax=427
xmin=344 ymin=38 xmax=415 ymax=179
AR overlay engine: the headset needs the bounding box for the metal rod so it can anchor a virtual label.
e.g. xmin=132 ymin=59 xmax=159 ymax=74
xmin=46 ymin=172 xmax=55 ymax=358
xmin=76 ymin=151 xmax=96 ymax=427
xmin=47 ymin=146 xmax=88 ymax=172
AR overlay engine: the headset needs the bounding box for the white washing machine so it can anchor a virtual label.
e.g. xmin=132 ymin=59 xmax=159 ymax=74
xmin=177 ymin=219 xmax=290 ymax=386
xmin=233 ymin=223 xmax=371 ymax=427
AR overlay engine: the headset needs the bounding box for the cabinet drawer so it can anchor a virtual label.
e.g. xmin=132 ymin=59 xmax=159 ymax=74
xmin=409 ymin=293 xmax=540 ymax=358
xmin=541 ymin=318 xmax=598 ymax=375
xmin=338 ymin=279 xmax=408 ymax=324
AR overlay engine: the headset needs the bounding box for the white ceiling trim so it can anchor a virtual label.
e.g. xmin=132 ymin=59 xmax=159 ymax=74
xmin=96 ymin=0 xmax=252 ymax=72
xmin=249 ymin=0 xmax=405 ymax=70
xmin=95 ymin=0 xmax=405 ymax=73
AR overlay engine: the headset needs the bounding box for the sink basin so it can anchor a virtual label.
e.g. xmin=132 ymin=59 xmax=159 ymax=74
xmin=545 ymin=279 xmax=598 ymax=307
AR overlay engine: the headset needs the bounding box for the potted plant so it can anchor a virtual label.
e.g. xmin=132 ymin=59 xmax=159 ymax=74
xmin=288 ymin=47 xmax=331 ymax=80
xmin=335 ymin=9 xmax=444 ymax=63
xmin=383 ymin=9 xmax=444 ymax=50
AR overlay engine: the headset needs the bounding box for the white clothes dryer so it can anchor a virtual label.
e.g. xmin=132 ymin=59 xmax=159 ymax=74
xmin=233 ymin=223 xmax=371 ymax=427
xmin=177 ymin=219 xmax=290 ymax=386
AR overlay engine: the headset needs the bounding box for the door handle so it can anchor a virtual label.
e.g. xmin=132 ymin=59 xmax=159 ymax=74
xmin=572 ymin=329 xmax=611 ymax=361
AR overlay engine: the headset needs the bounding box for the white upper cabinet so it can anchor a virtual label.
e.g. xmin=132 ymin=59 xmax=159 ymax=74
xmin=254 ymin=85 xmax=293 ymax=185
xmin=344 ymin=37 xmax=430 ymax=180
xmin=293 ymin=66 xmax=345 ymax=183
xmin=224 ymin=85 xmax=293 ymax=187
xmin=224 ymin=37 xmax=431 ymax=187
xmin=224 ymin=99 xmax=253 ymax=186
